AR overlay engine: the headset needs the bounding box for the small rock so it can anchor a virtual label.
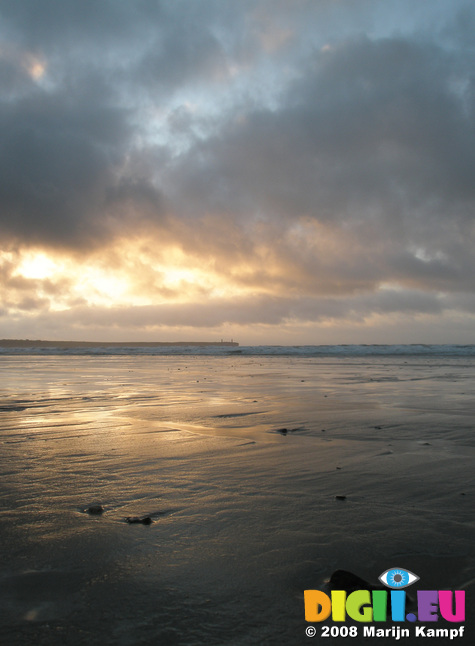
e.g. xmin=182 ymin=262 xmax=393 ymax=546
xmin=274 ymin=426 xmax=303 ymax=435
xmin=86 ymin=505 xmax=104 ymax=515
xmin=125 ymin=516 xmax=153 ymax=525
xmin=335 ymin=495 xmax=347 ymax=501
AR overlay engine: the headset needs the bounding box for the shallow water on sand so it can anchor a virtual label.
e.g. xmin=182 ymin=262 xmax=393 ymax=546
xmin=1 ymin=355 xmax=474 ymax=644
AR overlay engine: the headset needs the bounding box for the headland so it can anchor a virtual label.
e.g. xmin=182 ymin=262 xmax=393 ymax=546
xmin=0 ymin=339 xmax=238 ymax=348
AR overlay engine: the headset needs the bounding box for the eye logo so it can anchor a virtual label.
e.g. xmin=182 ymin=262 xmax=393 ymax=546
xmin=379 ymin=568 xmax=419 ymax=589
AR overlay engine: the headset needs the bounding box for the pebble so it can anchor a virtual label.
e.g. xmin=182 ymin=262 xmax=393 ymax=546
xmin=125 ymin=516 xmax=153 ymax=525
xmin=275 ymin=427 xmax=304 ymax=435
xmin=86 ymin=505 xmax=104 ymax=515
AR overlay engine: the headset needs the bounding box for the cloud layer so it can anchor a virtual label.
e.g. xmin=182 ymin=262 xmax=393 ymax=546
xmin=1 ymin=0 xmax=474 ymax=342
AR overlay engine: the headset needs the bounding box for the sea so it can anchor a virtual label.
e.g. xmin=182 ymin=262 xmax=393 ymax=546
xmin=1 ymin=343 xmax=474 ymax=357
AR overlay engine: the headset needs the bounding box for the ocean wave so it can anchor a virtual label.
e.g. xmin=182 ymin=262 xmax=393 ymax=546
xmin=1 ymin=343 xmax=474 ymax=357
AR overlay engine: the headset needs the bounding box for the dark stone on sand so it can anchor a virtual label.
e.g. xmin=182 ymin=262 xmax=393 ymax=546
xmin=125 ymin=516 xmax=153 ymax=525
xmin=374 ymin=426 xmax=382 ymax=430
xmin=275 ymin=427 xmax=305 ymax=435
xmin=336 ymin=466 xmax=342 ymax=470
xmin=335 ymin=495 xmax=347 ymax=501
xmin=86 ymin=505 xmax=104 ymax=515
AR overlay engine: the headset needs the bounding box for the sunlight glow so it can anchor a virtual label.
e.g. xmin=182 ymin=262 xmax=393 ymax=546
xmin=28 ymin=60 xmax=46 ymax=80
xmin=22 ymin=53 xmax=46 ymax=80
xmin=75 ymin=267 xmax=130 ymax=306
xmin=6 ymin=238 xmax=253 ymax=314
xmin=14 ymin=252 xmax=60 ymax=280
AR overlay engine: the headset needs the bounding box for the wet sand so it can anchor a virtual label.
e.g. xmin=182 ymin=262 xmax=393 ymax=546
xmin=0 ymin=355 xmax=474 ymax=644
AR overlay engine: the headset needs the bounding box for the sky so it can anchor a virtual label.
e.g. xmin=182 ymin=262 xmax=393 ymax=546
xmin=1 ymin=0 xmax=475 ymax=345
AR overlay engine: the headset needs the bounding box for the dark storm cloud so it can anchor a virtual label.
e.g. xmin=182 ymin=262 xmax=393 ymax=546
xmin=0 ymin=0 xmax=163 ymax=50
xmin=133 ymin=18 xmax=228 ymax=91
xmin=0 ymin=90 xmax=133 ymax=246
xmin=165 ymin=22 xmax=475 ymax=295
xmin=173 ymin=33 xmax=475 ymax=225
xmin=0 ymin=2 xmax=137 ymax=248
xmin=0 ymin=46 xmax=33 ymax=95
xmin=0 ymin=0 xmax=259 ymax=248
xmin=0 ymin=0 xmax=248 ymax=95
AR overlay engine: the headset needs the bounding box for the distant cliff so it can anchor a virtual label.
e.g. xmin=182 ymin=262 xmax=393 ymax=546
xmin=0 ymin=339 xmax=239 ymax=348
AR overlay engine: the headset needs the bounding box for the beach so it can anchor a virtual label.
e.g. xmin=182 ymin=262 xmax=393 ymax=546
xmin=1 ymin=351 xmax=474 ymax=644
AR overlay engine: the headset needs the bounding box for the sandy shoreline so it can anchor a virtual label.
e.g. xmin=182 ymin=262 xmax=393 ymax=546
xmin=0 ymin=355 xmax=474 ymax=644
